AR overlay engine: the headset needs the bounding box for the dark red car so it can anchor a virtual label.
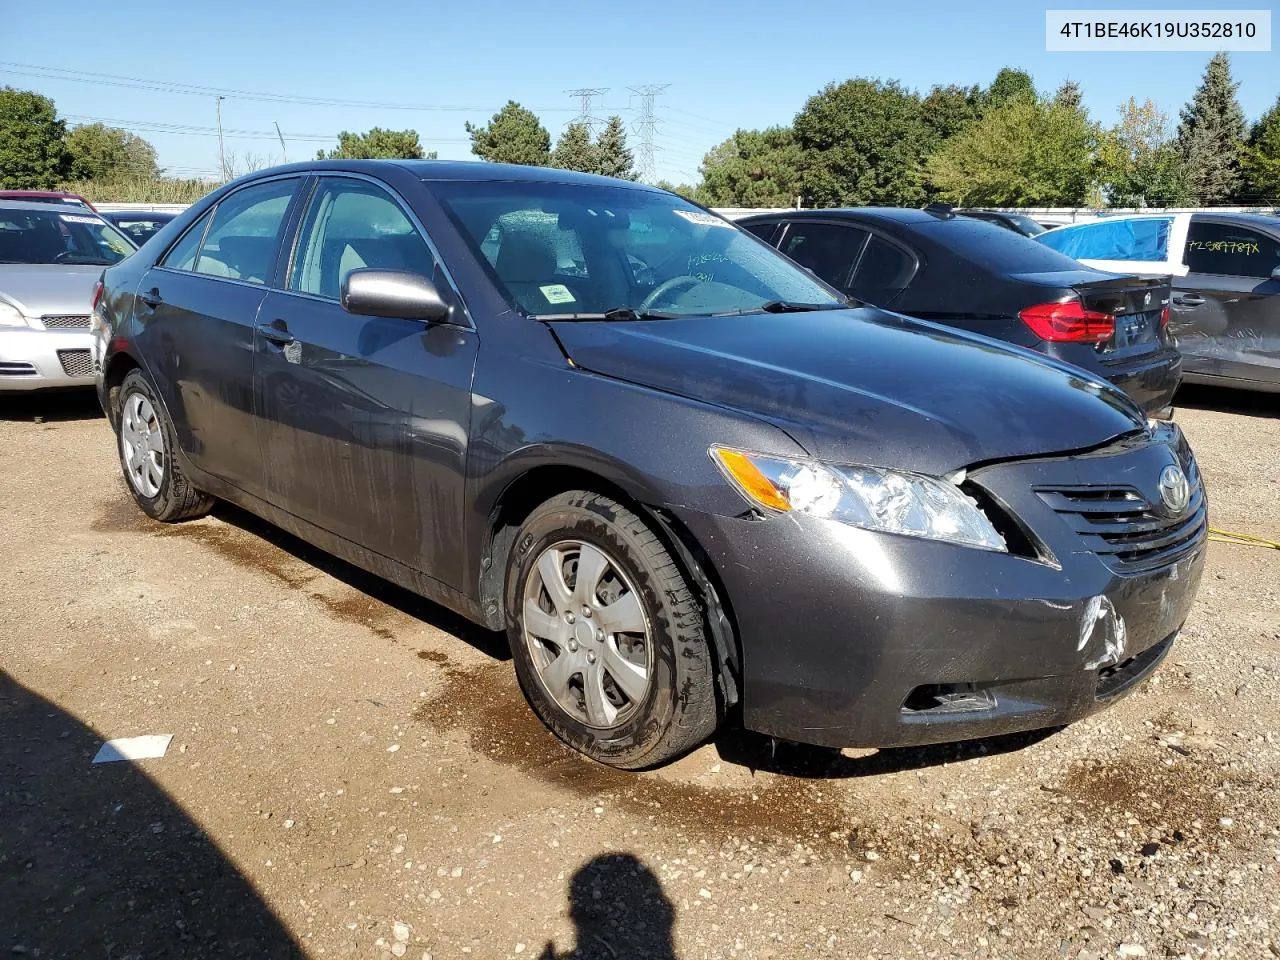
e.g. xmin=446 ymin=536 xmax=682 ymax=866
xmin=0 ymin=190 xmax=97 ymax=212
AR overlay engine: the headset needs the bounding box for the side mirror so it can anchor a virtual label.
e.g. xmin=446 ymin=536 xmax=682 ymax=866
xmin=340 ymin=269 xmax=452 ymax=323
xmin=1271 ymin=265 xmax=1280 ymax=281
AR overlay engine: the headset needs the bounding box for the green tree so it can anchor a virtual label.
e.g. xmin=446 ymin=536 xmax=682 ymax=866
xmin=1052 ymin=79 xmax=1084 ymax=111
xmin=1099 ymin=98 xmax=1188 ymax=207
xmin=0 ymin=87 xmax=67 ymax=189
xmin=550 ymin=122 xmax=598 ymax=173
xmin=594 ymin=116 xmax=637 ymax=181
xmin=1241 ymin=95 xmax=1280 ymax=201
xmin=64 ymin=123 xmax=159 ymax=181
xmin=653 ymin=180 xmax=701 ymax=202
xmin=921 ymin=83 xmax=983 ymax=142
xmin=985 ymin=67 xmax=1037 ymax=108
xmin=465 ymin=101 xmax=551 ymax=166
xmin=317 ymin=128 xmax=431 ymax=160
xmin=926 ymin=96 xmax=1097 ymax=206
xmin=1176 ymin=52 xmax=1247 ymax=204
xmin=697 ymin=126 xmax=803 ymax=206
xmin=793 ymin=79 xmax=932 ymax=206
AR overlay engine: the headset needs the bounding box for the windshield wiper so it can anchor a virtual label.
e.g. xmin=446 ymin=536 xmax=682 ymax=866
xmin=536 ymin=306 xmax=681 ymax=322
xmin=709 ymin=300 xmax=849 ymax=317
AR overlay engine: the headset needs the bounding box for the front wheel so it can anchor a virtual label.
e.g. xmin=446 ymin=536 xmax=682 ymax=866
xmin=505 ymin=491 xmax=719 ymax=769
xmin=116 ymin=369 xmax=213 ymax=522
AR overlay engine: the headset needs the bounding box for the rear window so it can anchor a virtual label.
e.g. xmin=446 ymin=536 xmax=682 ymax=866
xmin=1038 ymin=218 xmax=1172 ymax=262
xmin=916 ymin=217 xmax=1087 ymax=273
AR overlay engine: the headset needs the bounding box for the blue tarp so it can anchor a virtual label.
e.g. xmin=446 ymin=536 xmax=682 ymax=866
xmin=1039 ymin=218 xmax=1172 ymax=262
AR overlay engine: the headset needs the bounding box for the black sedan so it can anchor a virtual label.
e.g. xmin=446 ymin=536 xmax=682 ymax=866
xmin=738 ymin=208 xmax=1181 ymax=417
xmin=100 ymin=210 xmax=178 ymax=245
xmin=958 ymin=208 xmax=1047 ymax=237
xmin=93 ymin=162 xmax=1205 ymax=768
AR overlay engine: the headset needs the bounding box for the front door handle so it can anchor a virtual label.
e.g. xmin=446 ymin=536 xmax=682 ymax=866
xmin=257 ymin=321 xmax=296 ymax=346
xmin=140 ymin=287 xmax=162 ymax=309
xmin=1173 ymin=295 xmax=1205 ymax=307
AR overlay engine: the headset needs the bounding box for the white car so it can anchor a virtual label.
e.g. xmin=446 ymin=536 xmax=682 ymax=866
xmin=0 ymin=200 xmax=137 ymax=391
xmin=1038 ymin=212 xmax=1280 ymax=392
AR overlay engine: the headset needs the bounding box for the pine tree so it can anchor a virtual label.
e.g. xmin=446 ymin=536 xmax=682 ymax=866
xmin=465 ymin=102 xmax=551 ymax=167
xmin=594 ymin=117 xmax=637 ymax=181
xmin=1176 ymin=53 xmax=1248 ymax=204
xmin=1052 ymin=80 xmax=1083 ymax=112
xmin=1241 ymin=95 xmax=1280 ymax=202
xmin=550 ymin=122 xmax=599 ymax=173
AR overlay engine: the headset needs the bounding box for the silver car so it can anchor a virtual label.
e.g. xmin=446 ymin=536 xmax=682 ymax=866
xmin=0 ymin=200 xmax=137 ymax=391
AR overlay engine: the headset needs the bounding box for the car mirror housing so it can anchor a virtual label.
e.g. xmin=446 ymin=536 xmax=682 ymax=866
xmin=340 ymin=269 xmax=452 ymax=323
xmin=1271 ymin=265 xmax=1280 ymax=281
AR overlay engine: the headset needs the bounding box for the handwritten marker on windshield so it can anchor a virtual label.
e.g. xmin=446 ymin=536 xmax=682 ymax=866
xmin=92 ymin=734 xmax=174 ymax=764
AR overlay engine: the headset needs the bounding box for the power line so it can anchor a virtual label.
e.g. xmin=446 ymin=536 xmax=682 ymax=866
xmin=61 ymin=113 xmax=470 ymax=144
xmin=567 ymin=88 xmax=609 ymax=136
xmin=628 ymin=84 xmax=669 ymax=183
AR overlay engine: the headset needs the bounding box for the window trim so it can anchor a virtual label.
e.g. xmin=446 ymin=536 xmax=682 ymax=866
xmin=1184 ymin=216 xmax=1280 ymax=280
xmin=279 ymin=171 xmax=473 ymax=328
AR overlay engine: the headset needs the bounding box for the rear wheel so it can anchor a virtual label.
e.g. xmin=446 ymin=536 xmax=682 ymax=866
xmin=116 ymin=369 xmax=213 ymax=522
xmin=505 ymin=491 xmax=719 ymax=769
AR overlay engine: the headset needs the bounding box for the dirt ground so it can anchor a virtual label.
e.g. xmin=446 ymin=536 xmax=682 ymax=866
xmin=2 ymin=386 xmax=1278 ymax=960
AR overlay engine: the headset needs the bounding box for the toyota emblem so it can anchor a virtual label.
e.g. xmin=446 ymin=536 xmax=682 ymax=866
xmin=1158 ymin=464 xmax=1190 ymax=515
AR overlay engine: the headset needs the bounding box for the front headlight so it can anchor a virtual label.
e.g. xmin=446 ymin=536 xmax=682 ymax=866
xmin=0 ymin=300 xmax=28 ymax=328
xmin=711 ymin=446 xmax=1007 ymax=552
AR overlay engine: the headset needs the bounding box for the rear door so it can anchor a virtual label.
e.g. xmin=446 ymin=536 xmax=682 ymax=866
xmin=135 ymin=176 xmax=302 ymax=495
xmin=1175 ymin=218 xmax=1280 ymax=384
xmin=252 ymin=174 xmax=477 ymax=581
xmin=774 ymin=220 xmax=869 ymax=292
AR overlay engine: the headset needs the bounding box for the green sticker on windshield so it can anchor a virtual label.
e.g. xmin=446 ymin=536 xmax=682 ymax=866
xmin=540 ymin=284 xmax=575 ymax=304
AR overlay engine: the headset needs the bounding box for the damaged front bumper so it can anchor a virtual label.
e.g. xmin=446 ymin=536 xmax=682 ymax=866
xmin=675 ymin=423 xmax=1207 ymax=749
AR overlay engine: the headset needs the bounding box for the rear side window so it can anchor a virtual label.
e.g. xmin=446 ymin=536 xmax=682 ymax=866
xmin=740 ymin=220 xmax=779 ymax=243
xmin=1185 ymin=221 xmax=1280 ymax=279
xmin=190 ymin=178 xmax=298 ymax=284
xmin=289 ymin=178 xmax=436 ymax=300
xmin=848 ymin=235 xmax=915 ymax=303
xmin=1038 ymin=218 xmax=1172 ymax=262
xmin=779 ymin=222 xmax=868 ymax=288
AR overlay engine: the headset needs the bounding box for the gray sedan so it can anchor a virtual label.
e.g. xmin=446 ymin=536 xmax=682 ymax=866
xmin=0 ymin=200 xmax=137 ymax=391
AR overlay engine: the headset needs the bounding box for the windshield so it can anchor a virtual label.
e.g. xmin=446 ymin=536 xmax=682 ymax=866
xmin=432 ymin=180 xmax=843 ymax=318
xmin=0 ymin=208 xmax=136 ymax=265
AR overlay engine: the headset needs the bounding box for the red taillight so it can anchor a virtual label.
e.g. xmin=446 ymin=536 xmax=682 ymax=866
xmin=1160 ymin=304 xmax=1169 ymax=328
xmin=91 ymin=279 xmax=104 ymax=312
xmin=1018 ymin=300 xmax=1114 ymax=344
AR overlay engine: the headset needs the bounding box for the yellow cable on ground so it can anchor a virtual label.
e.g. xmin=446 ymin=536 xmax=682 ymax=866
xmin=1208 ymin=527 xmax=1280 ymax=550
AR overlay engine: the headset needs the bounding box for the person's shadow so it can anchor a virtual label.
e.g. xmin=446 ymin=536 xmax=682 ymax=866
xmin=0 ymin=670 xmax=303 ymax=958
xmin=540 ymin=853 xmax=676 ymax=960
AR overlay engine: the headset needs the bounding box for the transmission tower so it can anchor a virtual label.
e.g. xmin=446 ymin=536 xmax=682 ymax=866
xmin=567 ymin=88 xmax=609 ymax=135
xmin=628 ymin=84 xmax=669 ymax=183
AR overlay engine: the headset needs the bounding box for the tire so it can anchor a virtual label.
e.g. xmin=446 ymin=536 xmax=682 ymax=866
xmin=505 ymin=490 xmax=719 ymax=769
xmin=116 ymin=369 xmax=213 ymax=522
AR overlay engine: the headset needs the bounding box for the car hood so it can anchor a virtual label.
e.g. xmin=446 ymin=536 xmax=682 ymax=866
xmin=550 ymin=308 xmax=1146 ymax=475
xmin=0 ymin=265 xmax=102 ymax=318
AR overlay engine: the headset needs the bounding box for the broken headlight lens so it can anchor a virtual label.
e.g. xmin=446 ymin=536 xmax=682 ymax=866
xmin=711 ymin=447 xmax=1007 ymax=552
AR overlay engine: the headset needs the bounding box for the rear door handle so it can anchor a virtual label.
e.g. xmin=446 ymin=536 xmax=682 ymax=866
xmin=257 ymin=321 xmax=296 ymax=346
xmin=140 ymin=287 xmax=162 ymax=308
xmin=1173 ymin=295 xmax=1205 ymax=307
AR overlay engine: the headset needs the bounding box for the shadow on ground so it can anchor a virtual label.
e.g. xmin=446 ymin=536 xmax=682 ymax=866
xmin=1177 ymin=383 xmax=1277 ymax=418
xmin=0 ymin=671 xmax=303 ymax=958
xmin=539 ymin=853 xmax=676 ymax=960
xmin=0 ymin=390 xmax=103 ymax=423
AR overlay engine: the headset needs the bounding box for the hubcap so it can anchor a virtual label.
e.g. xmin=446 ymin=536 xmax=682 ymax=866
xmin=119 ymin=392 xmax=165 ymax=498
xmin=522 ymin=539 xmax=653 ymax=730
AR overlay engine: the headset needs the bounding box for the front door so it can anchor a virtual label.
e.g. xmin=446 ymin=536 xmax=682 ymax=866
xmin=253 ymin=175 xmax=477 ymax=582
xmin=1173 ymin=218 xmax=1280 ymax=384
xmin=134 ymin=176 xmax=302 ymax=495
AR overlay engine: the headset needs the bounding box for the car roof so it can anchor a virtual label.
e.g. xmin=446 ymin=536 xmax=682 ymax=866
xmin=0 ymin=190 xmax=85 ymax=199
xmin=0 ymin=198 xmax=103 ymax=215
xmin=1190 ymin=211 xmax=1280 ymax=229
xmin=233 ymin=158 xmax=669 ymax=191
xmin=738 ymin=207 xmax=948 ymax=224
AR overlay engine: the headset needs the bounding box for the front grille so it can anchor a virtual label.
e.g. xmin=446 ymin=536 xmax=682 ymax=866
xmin=1036 ymin=458 xmax=1205 ymax=574
xmin=0 ymin=361 xmax=37 ymax=376
xmin=40 ymin=314 xmax=91 ymax=330
xmin=56 ymin=349 xmax=93 ymax=378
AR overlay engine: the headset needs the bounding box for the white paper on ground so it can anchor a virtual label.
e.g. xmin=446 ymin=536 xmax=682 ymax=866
xmin=92 ymin=734 xmax=173 ymax=764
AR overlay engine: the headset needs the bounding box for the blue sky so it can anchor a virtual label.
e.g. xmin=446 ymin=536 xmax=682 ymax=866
xmin=5 ymin=0 xmax=1278 ymax=184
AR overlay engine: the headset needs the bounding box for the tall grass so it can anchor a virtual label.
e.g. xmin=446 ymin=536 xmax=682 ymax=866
xmin=59 ymin=176 xmax=220 ymax=205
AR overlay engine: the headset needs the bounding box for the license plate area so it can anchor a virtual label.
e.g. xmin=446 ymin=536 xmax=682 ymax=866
xmin=1108 ymin=310 xmax=1158 ymax=350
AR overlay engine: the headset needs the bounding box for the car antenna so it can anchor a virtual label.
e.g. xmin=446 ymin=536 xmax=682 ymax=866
xmin=924 ymin=202 xmax=955 ymax=219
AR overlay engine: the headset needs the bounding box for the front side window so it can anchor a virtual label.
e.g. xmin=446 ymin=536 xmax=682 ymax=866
xmin=1038 ymin=218 xmax=1172 ymax=262
xmin=779 ymin=222 xmax=868 ymax=289
xmin=190 ymin=178 xmax=298 ymax=284
xmin=160 ymin=209 xmax=213 ymax=271
xmin=289 ymin=179 xmax=436 ymax=299
xmin=1185 ymin=221 xmax=1280 ymax=279
xmin=433 ymin=180 xmax=844 ymax=318
xmin=0 ymin=208 xmax=135 ymax=265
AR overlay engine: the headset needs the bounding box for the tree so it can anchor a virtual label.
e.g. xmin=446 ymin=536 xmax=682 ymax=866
xmin=0 ymin=87 xmax=66 ymax=189
xmin=921 ymin=83 xmax=983 ymax=142
xmin=1099 ymin=98 xmax=1188 ymax=207
xmin=697 ymin=127 xmax=803 ymax=206
xmin=793 ymin=79 xmax=933 ymax=206
xmin=926 ymin=96 xmax=1097 ymax=206
xmin=653 ymin=180 xmax=701 ymax=202
xmin=465 ymin=101 xmax=551 ymax=166
xmin=985 ymin=67 xmax=1037 ymax=108
xmin=317 ymin=128 xmax=431 ymax=160
xmin=1052 ymin=79 xmax=1084 ymax=111
xmin=550 ymin=122 xmax=598 ymax=173
xmin=1176 ymin=52 xmax=1247 ymax=204
xmin=64 ymin=123 xmax=159 ymax=181
xmin=1241 ymin=95 xmax=1280 ymax=201
xmin=594 ymin=116 xmax=637 ymax=181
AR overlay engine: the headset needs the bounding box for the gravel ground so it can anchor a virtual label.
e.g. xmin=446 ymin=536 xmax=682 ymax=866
xmin=1 ymin=386 xmax=1278 ymax=960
